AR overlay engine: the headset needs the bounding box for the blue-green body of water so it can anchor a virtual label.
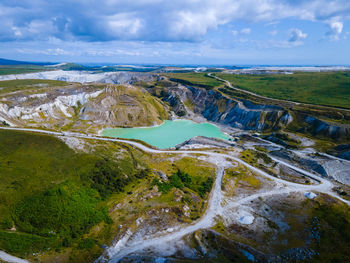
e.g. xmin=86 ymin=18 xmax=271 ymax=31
xmin=102 ymin=120 xmax=229 ymax=149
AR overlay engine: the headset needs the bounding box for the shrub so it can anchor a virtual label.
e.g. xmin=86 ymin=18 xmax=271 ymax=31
xmin=169 ymin=174 xmax=184 ymax=189
xmin=88 ymin=158 xmax=130 ymax=199
xmin=311 ymin=204 xmax=350 ymax=262
xmin=78 ymin=238 xmax=95 ymax=250
xmin=0 ymin=231 xmax=57 ymax=256
xmin=0 ymin=218 xmax=12 ymax=230
xmin=198 ymin=177 xmax=214 ymax=198
xmin=176 ymin=170 xmax=192 ymax=188
xmin=12 ymin=182 xmax=109 ymax=239
xmin=86 ymin=158 xmax=149 ymax=199
xmin=153 ymin=169 xmax=213 ymax=198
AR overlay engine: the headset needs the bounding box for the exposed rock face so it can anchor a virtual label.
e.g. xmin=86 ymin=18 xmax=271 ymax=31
xmin=159 ymin=84 xmax=292 ymax=131
xmin=155 ymin=84 xmax=350 ymax=141
xmin=77 ymin=85 xmax=168 ymax=127
xmin=0 ymin=70 xmax=156 ymax=84
xmin=297 ymin=115 xmax=350 ymax=141
xmin=0 ymin=84 xmax=168 ymax=132
xmin=270 ymin=149 xmax=328 ymax=178
xmin=330 ymin=144 xmax=350 ymax=160
xmin=270 ymin=148 xmax=350 ymax=185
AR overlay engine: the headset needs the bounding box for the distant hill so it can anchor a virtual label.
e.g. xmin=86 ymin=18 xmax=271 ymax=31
xmin=58 ymin=63 xmax=89 ymax=70
xmin=0 ymin=58 xmax=54 ymax=66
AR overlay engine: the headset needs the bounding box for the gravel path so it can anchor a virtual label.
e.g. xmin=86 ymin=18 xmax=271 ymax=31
xmin=0 ymin=251 xmax=28 ymax=263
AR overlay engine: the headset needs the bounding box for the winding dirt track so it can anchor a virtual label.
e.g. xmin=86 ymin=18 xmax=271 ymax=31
xmin=0 ymin=126 xmax=349 ymax=262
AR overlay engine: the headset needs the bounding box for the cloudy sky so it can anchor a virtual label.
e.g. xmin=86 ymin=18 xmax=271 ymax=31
xmin=1 ymin=0 xmax=350 ymax=65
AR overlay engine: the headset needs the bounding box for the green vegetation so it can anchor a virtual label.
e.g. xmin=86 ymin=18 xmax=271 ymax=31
xmin=12 ymin=182 xmax=109 ymax=239
xmin=164 ymin=73 xmax=223 ymax=89
xmin=1 ymin=120 xmax=9 ymax=126
xmin=87 ymin=158 xmax=131 ymax=199
xmin=254 ymin=145 xmax=268 ymax=152
xmin=86 ymin=158 xmax=149 ymax=199
xmin=0 ymin=79 xmax=67 ymax=94
xmin=153 ymin=169 xmax=214 ymax=198
xmin=0 ymin=129 xmax=98 ymax=218
xmin=311 ymin=203 xmax=350 ymax=262
xmin=217 ymin=71 xmax=350 ymax=109
xmin=0 ymin=231 xmax=57 ymax=256
xmin=225 ymin=166 xmax=261 ymax=189
xmin=0 ymin=129 xmax=145 ymax=257
xmin=240 ymin=149 xmax=273 ymax=166
xmin=0 ymin=65 xmax=47 ymax=75
xmin=77 ymin=238 xmax=96 ymax=250
xmin=58 ymin=63 xmax=88 ymax=71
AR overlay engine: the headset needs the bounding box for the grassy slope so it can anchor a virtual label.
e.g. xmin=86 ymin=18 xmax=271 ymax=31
xmin=0 ymin=130 xmax=138 ymax=258
xmin=217 ymin=71 xmax=350 ymax=109
xmin=0 ymin=79 xmax=68 ymax=94
xmin=163 ymin=73 xmax=223 ymax=88
xmin=0 ymin=65 xmax=48 ymax=75
xmin=0 ymin=129 xmax=95 ymax=217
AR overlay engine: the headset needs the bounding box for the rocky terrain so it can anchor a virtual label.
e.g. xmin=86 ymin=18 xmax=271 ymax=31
xmin=149 ymin=78 xmax=350 ymax=143
xmin=0 ymin=81 xmax=168 ymax=132
xmin=156 ymin=84 xmax=292 ymax=130
xmin=0 ymin=70 xmax=157 ymax=84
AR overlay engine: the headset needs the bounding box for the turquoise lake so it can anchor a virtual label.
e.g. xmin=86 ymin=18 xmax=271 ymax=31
xmin=102 ymin=120 xmax=230 ymax=149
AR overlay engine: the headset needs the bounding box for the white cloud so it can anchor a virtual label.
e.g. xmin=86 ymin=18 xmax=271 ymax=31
xmin=269 ymin=30 xmax=278 ymax=36
xmin=289 ymin=28 xmax=307 ymax=42
xmin=232 ymin=30 xmax=239 ymax=36
xmin=232 ymin=28 xmax=251 ymax=37
xmin=11 ymin=27 xmax=22 ymax=37
xmin=241 ymin=28 xmax=251 ymax=34
xmin=0 ymin=0 xmax=349 ymax=42
xmin=16 ymin=48 xmax=73 ymax=56
xmin=106 ymin=13 xmax=143 ymax=38
xmin=44 ymin=48 xmax=71 ymax=55
xmin=326 ymin=20 xmax=343 ymax=40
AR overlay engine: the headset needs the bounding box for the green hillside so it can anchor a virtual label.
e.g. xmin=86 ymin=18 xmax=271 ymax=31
xmin=0 ymin=130 xmax=140 ymax=258
xmin=217 ymin=71 xmax=350 ymax=109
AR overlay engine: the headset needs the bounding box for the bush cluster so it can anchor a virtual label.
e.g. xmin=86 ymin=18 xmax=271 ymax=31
xmin=86 ymin=158 xmax=149 ymax=199
xmin=153 ymin=169 xmax=213 ymax=198
xmin=12 ymin=183 xmax=109 ymax=239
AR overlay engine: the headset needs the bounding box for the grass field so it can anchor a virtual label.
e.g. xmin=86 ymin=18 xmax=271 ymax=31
xmin=216 ymin=71 xmax=350 ymax=109
xmin=0 ymin=79 xmax=68 ymax=94
xmin=0 ymin=65 xmax=47 ymax=75
xmin=163 ymin=73 xmax=223 ymax=88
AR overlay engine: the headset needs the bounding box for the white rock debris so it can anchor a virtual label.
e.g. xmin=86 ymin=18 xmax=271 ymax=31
xmin=304 ymin=192 xmax=317 ymax=199
xmin=0 ymin=89 xmax=103 ymax=120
